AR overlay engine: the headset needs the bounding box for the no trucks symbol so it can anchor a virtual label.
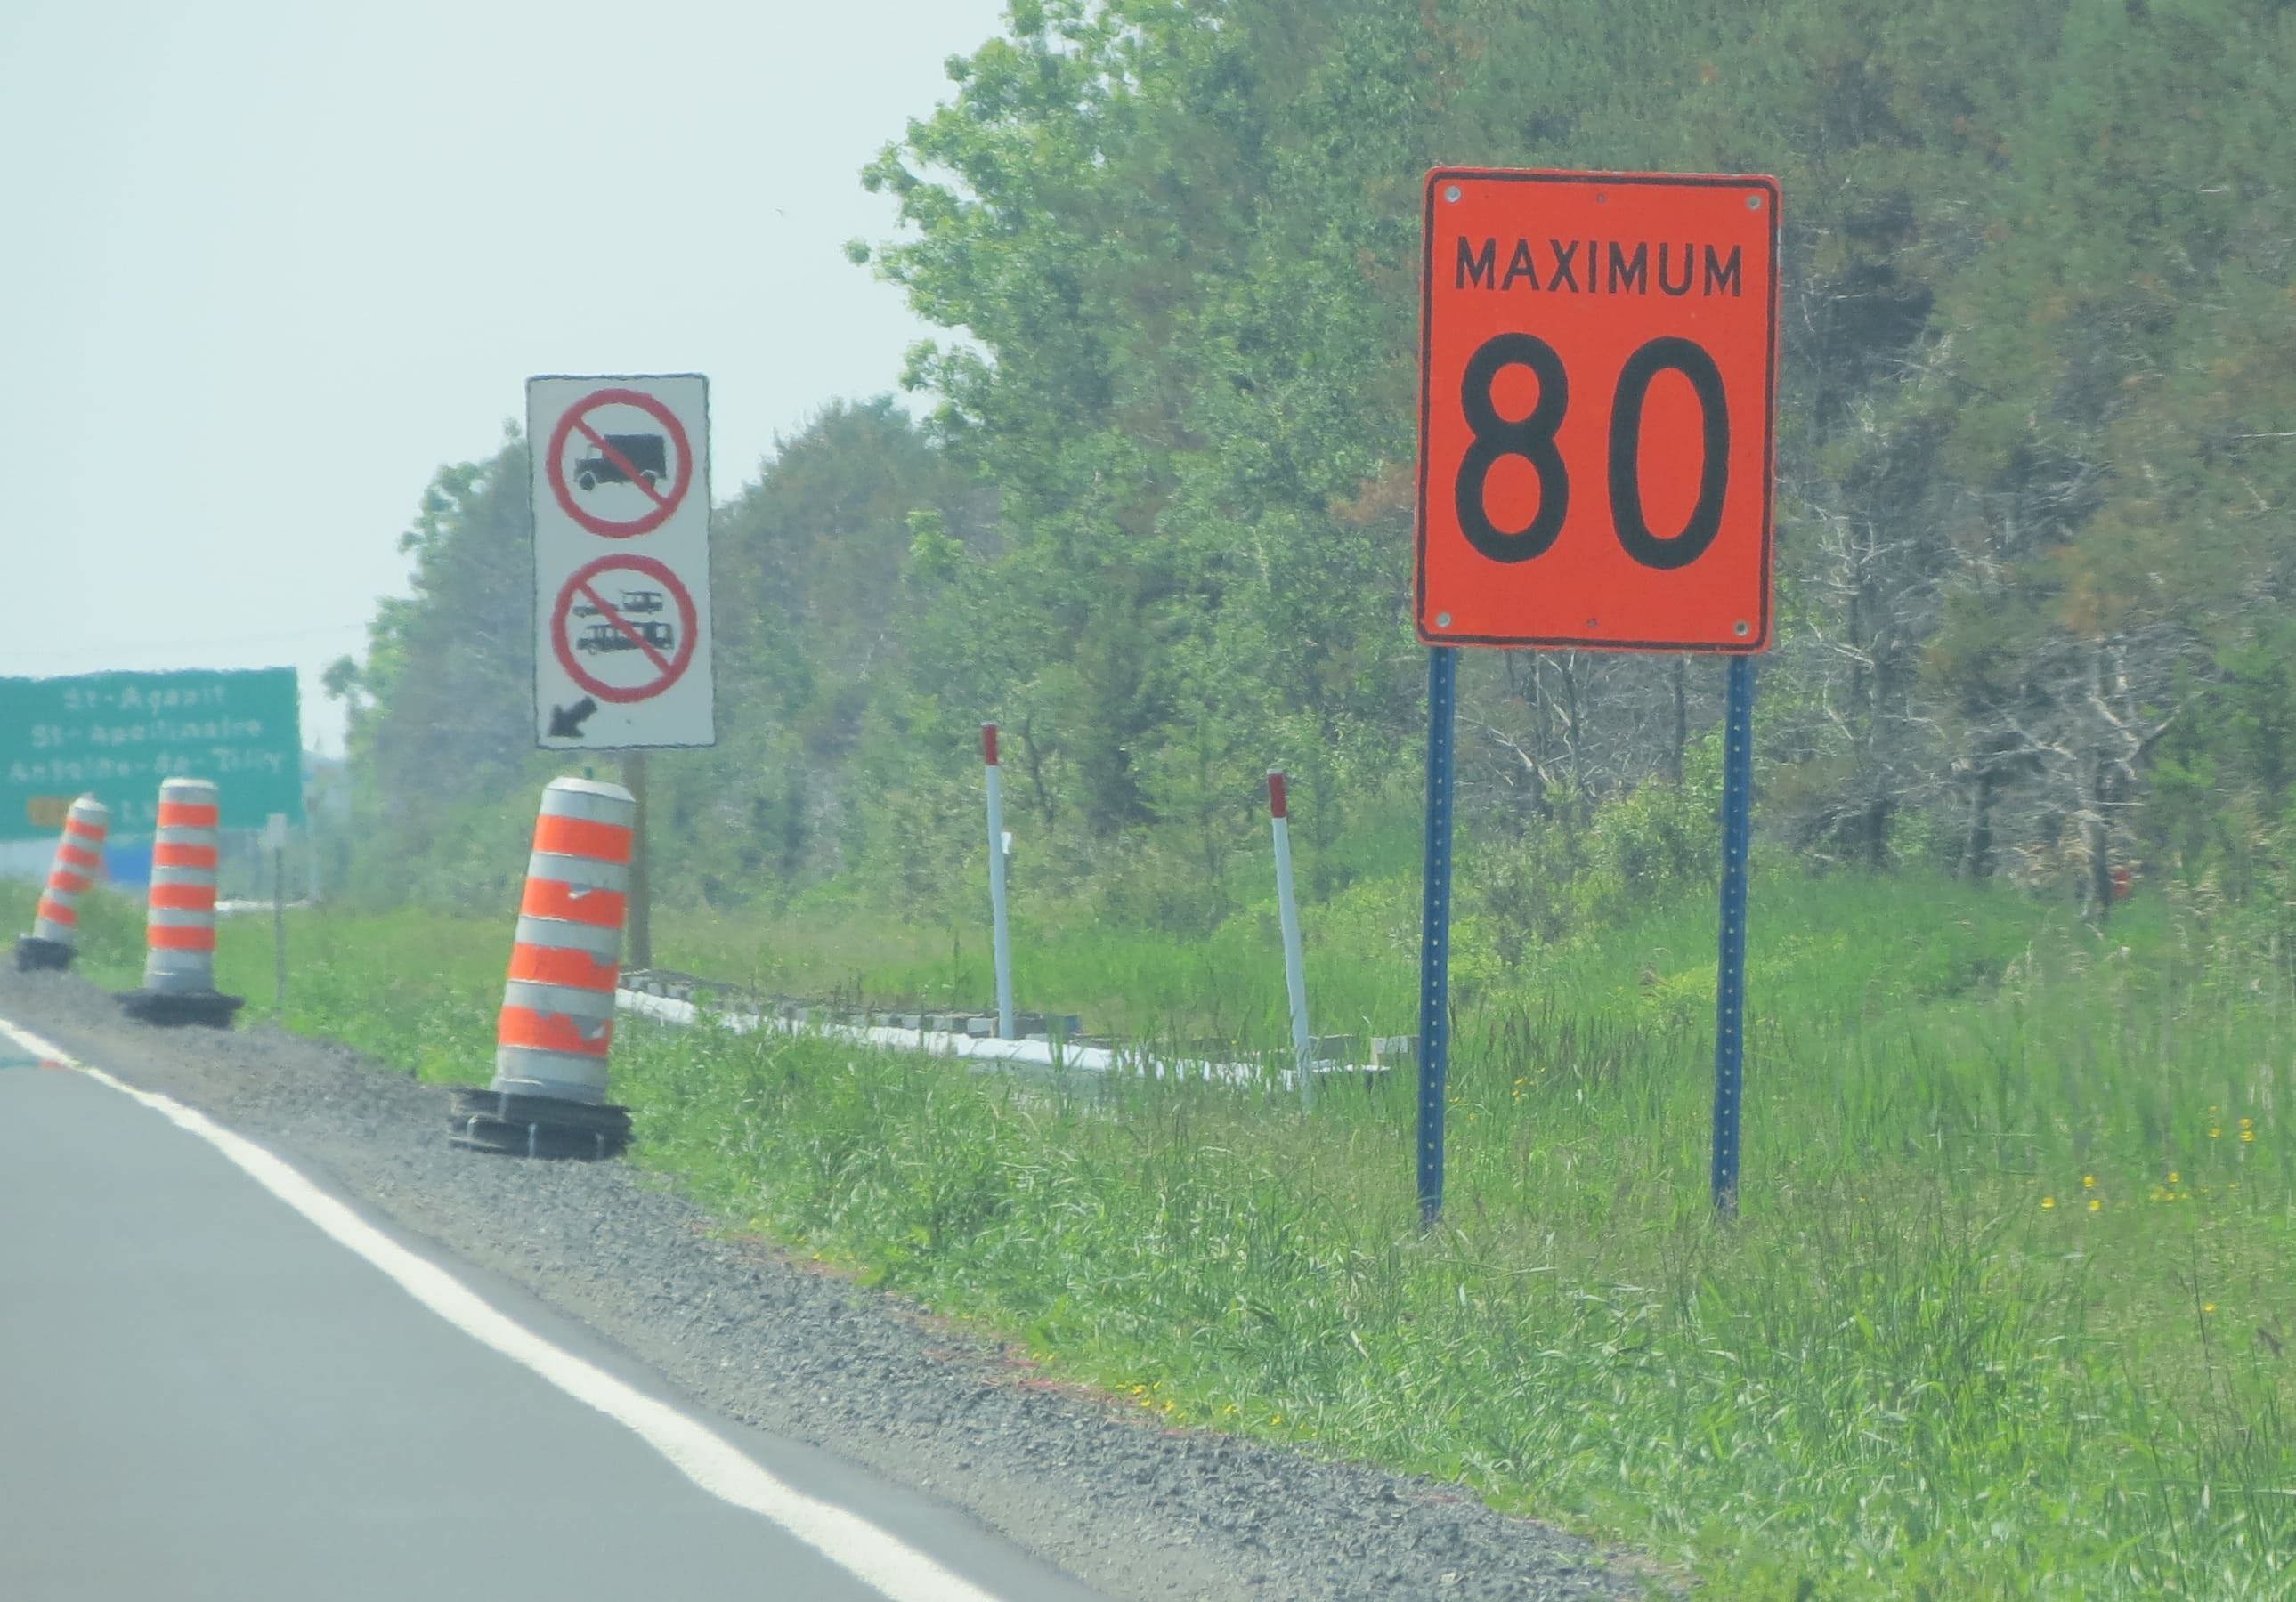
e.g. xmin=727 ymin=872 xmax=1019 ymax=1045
xmin=550 ymin=554 xmax=699 ymax=703
xmin=546 ymin=387 xmax=695 ymax=538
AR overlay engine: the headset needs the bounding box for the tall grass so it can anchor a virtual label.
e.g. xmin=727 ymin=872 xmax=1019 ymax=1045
xmin=11 ymin=870 xmax=2291 ymax=1595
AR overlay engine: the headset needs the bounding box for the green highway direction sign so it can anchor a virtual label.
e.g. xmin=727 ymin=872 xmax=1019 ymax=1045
xmin=0 ymin=668 xmax=304 ymax=840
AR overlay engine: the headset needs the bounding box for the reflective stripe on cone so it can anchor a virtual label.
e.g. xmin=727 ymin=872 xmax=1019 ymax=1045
xmin=519 ymin=878 xmax=627 ymax=928
xmin=491 ymin=1045 xmax=620 ymax=1102
xmin=507 ymin=943 xmax=621 ymax=992
xmin=498 ymin=1006 xmax=615 ymax=1056
xmin=532 ymin=813 xmax=634 ymax=861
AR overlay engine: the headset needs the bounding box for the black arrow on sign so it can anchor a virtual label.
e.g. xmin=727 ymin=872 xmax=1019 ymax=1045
xmin=548 ymin=697 xmax=599 ymax=739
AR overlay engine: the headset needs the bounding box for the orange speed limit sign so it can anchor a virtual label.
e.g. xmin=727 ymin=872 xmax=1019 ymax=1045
xmin=1415 ymin=168 xmax=1780 ymax=651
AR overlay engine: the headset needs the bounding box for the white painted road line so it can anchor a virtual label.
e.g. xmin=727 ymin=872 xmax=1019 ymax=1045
xmin=0 ymin=1013 xmax=1004 ymax=1602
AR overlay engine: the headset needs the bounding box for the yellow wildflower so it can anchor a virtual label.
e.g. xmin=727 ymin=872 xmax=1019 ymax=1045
xmin=2088 ymin=1198 xmax=2102 ymax=1213
xmin=2211 ymin=1127 xmax=2222 ymax=1139
xmin=2169 ymin=1171 xmax=2181 ymax=1185
xmin=2204 ymin=1303 xmax=2219 ymax=1315
xmin=2082 ymin=1174 xmax=2097 ymax=1188
xmin=2242 ymin=1129 xmax=2256 ymax=1143
xmin=2041 ymin=1196 xmax=2057 ymax=1210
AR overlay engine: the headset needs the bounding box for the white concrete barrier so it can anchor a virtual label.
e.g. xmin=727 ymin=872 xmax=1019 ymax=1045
xmin=612 ymin=985 xmax=1373 ymax=1095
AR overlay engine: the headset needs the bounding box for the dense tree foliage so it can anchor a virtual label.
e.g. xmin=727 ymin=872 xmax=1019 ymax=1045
xmin=332 ymin=0 xmax=2296 ymax=937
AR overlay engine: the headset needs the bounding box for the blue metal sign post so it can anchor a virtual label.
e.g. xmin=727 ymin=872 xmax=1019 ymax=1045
xmin=1709 ymin=654 xmax=1757 ymax=1215
xmin=1417 ymin=646 xmax=1459 ymax=1226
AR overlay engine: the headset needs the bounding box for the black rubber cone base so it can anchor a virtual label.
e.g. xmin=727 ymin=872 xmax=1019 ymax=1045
xmin=448 ymin=1087 xmax=630 ymax=1161
xmin=14 ymin=936 xmax=72 ymax=973
xmin=118 ymin=989 xmax=246 ymax=1028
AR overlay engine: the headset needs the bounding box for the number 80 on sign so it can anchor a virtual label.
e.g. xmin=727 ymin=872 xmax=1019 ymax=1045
xmin=1415 ymin=169 xmax=1781 ymax=652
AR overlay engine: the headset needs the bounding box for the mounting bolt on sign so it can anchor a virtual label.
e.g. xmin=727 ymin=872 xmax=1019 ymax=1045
xmin=1412 ymin=169 xmax=1780 ymax=1221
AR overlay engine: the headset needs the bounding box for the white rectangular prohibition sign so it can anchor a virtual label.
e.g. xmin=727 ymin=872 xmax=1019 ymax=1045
xmin=529 ymin=374 xmax=716 ymax=749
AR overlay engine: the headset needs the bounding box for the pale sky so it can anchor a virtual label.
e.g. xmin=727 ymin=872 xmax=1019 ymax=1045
xmin=1 ymin=0 xmax=1007 ymax=755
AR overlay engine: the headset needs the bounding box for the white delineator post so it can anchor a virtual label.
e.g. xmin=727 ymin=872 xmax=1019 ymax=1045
xmin=265 ymin=812 xmax=288 ymax=1008
xmin=983 ymin=723 xmax=1016 ymax=1040
xmin=1270 ymin=771 xmax=1314 ymax=1109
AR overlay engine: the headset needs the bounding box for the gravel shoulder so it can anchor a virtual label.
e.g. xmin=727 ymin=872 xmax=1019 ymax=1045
xmin=0 ymin=966 xmax=1650 ymax=1601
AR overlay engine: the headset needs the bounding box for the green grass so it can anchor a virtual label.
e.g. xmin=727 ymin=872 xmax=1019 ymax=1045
xmin=12 ymin=870 xmax=2294 ymax=1597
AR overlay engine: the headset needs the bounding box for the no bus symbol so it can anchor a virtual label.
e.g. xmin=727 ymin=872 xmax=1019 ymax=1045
xmin=550 ymin=554 xmax=699 ymax=703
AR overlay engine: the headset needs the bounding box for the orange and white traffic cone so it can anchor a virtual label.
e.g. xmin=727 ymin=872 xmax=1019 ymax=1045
xmin=450 ymin=777 xmax=635 ymax=1159
xmin=118 ymin=777 xmax=244 ymax=1027
xmin=15 ymin=795 xmax=108 ymax=972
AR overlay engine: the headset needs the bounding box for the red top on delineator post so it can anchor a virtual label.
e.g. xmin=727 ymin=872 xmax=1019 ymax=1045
xmin=982 ymin=724 xmax=1000 ymax=765
xmin=1267 ymin=771 xmax=1289 ymax=819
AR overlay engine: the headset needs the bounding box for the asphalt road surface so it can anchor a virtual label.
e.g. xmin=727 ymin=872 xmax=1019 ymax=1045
xmin=0 ymin=970 xmax=1636 ymax=1601
xmin=0 ymin=1031 xmax=1093 ymax=1602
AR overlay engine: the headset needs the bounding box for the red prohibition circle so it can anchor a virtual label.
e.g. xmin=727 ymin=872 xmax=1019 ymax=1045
xmin=551 ymin=554 xmax=700 ymax=703
xmin=546 ymin=387 xmax=694 ymax=538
